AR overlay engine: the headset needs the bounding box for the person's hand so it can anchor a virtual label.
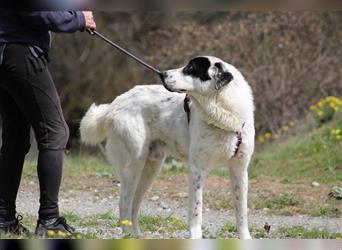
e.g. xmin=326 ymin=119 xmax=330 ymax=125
xmin=83 ymin=11 xmax=96 ymax=30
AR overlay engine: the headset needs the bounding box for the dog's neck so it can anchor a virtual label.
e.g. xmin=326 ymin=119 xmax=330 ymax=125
xmin=189 ymin=92 xmax=245 ymax=132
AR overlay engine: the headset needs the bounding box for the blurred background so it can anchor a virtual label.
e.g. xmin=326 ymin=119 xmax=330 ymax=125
xmin=45 ymin=12 xmax=342 ymax=149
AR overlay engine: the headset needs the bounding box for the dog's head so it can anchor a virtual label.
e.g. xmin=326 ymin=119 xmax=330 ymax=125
xmin=160 ymin=56 xmax=236 ymax=94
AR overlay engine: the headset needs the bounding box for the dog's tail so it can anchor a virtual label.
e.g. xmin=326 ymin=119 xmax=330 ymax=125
xmin=80 ymin=103 xmax=111 ymax=145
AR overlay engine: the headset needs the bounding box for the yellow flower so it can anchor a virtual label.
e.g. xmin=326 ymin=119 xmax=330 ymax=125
xmin=57 ymin=230 xmax=67 ymax=238
xmin=335 ymin=129 xmax=341 ymax=135
xmin=289 ymin=121 xmax=296 ymax=127
xmin=317 ymin=111 xmax=323 ymax=117
xmin=264 ymin=132 xmax=272 ymax=139
xmin=310 ymin=105 xmax=317 ymax=111
xmin=47 ymin=230 xmax=55 ymax=237
xmin=336 ymin=135 xmax=341 ymax=140
xmin=257 ymin=135 xmax=265 ymax=144
xmin=121 ymin=220 xmax=133 ymax=227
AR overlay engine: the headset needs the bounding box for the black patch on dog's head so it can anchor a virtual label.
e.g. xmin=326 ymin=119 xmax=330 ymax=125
xmin=182 ymin=57 xmax=211 ymax=81
xmin=214 ymin=62 xmax=233 ymax=90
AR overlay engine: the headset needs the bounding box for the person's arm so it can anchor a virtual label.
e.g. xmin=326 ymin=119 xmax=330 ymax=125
xmin=17 ymin=11 xmax=96 ymax=33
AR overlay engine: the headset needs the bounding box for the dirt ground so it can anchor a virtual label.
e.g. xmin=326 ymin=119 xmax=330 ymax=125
xmin=15 ymin=172 xmax=342 ymax=239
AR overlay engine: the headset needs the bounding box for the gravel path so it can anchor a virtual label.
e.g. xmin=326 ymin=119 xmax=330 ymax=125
xmin=16 ymin=182 xmax=341 ymax=239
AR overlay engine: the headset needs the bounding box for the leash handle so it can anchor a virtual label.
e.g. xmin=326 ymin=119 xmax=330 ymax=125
xmin=87 ymin=29 xmax=162 ymax=76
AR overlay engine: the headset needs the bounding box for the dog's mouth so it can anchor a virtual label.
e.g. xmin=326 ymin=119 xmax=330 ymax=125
xmin=162 ymin=81 xmax=187 ymax=93
xmin=162 ymin=82 xmax=176 ymax=92
xmin=177 ymin=89 xmax=187 ymax=93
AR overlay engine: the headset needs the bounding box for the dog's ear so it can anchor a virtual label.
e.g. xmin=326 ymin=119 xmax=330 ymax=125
xmin=214 ymin=62 xmax=233 ymax=90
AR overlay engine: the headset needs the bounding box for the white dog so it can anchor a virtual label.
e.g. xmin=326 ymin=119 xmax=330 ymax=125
xmin=80 ymin=56 xmax=255 ymax=239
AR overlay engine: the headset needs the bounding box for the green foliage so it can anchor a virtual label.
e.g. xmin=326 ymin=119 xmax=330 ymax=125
xmin=309 ymin=96 xmax=342 ymax=126
xmin=250 ymin=112 xmax=342 ymax=182
xmin=251 ymin=192 xmax=301 ymax=210
xmin=278 ymin=226 xmax=342 ymax=239
xmin=308 ymin=206 xmax=341 ymax=218
xmin=139 ymin=215 xmax=187 ymax=232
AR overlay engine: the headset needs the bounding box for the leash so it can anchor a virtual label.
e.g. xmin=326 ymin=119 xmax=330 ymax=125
xmin=87 ymin=29 xmax=163 ymax=77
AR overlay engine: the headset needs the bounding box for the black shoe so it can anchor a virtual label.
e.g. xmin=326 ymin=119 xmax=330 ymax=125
xmin=0 ymin=215 xmax=30 ymax=237
xmin=35 ymin=217 xmax=81 ymax=238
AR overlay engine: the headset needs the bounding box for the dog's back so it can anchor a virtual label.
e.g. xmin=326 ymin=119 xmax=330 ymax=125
xmin=80 ymin=85 xmax=190 ymax=159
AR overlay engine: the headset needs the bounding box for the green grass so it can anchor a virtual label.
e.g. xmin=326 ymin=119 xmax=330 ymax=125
xmin=251 ymin=192 xmax=301 ymax=210
xmin=139 ymin=215 xmax=187 ymax=233
xmin=308 ymin=206 xmax=341 ymax=218
xmin=23 ymin=153 xmax=113 ymax=181
xmin=278 ymin=226 xmax=342 ymax=239
xmin=249 ymin=112 xmax=342 ymax=183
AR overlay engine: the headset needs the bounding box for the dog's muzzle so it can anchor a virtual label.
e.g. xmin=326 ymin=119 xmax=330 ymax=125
xmin=160 ymin=71 xmax=176 ymax=92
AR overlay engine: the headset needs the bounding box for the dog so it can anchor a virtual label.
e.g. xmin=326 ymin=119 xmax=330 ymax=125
xmin=80 ymin=56 xmax=255 ymax=239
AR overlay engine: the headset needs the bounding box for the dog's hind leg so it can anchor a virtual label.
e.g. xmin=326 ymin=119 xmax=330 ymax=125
xmin=131 ymin=140 xmax=166 ymax=235
xmin=229 ymin=161 xmax=251 ymax=239
xmin=118 ymin=156 xmax=147 ymax=235
xmin=131 ymin=158 xmax=165 ymax=235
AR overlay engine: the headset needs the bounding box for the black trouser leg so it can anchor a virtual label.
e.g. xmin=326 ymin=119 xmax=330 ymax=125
xmin=0 ymin=44 xmax=69 ymax=220
xmin=37 ymin=150 xmax=64 ymax=219
xmin=0 ymin=89 xmax=31 ymax=221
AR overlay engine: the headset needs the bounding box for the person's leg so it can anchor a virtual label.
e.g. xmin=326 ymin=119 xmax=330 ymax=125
xmin=1 ymin=44 xmax=69 ymax=221
xmin=0 ymin=88 xmax=31 ymax=222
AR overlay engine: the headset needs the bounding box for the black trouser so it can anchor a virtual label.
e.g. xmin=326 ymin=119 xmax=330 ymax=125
xmin=0 ymin=44 xmax=69 ymax=221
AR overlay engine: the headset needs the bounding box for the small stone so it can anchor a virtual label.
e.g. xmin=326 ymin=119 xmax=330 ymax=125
xmin=311 ymin=181 xmax=320 ymax=187
xmin=263 ymin=207 xmax=270 ymax=212
xmin=178 ymin=192 xmax=188 ymax=198
xmin=162 ymin=203 xmax=169 ymax=210
xmin=150 ymin=196 xmax=159 ymax=201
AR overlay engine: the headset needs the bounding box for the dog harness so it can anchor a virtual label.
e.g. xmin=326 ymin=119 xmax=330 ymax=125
xmin=183 ymin=94 xmax=191 ymax=123
xmin=183 ymin=95 xmax=244 ymax=158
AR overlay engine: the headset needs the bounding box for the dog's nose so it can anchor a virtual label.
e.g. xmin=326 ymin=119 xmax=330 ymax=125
xmin=159 ymin=71 xmax=168 ymax=83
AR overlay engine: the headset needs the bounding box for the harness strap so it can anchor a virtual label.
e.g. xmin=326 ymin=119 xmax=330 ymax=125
xmin=184 ymin=94 xmax=191 ymax=123
xmin=182 ymin=95 xmax=245 ymax=158
xmin=233 ymin=123 xmax=245 ymax=157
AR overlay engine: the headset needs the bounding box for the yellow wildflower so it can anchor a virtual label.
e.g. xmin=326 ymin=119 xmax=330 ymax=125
xmin=258 ymin=136 xmax=265 ymax=144
xmin=121 ymin=220 xmax=133 ymax=227
xmin=47 ymin=230 xmax=55 ymax=237
xmin=57 ymin=230 xmax=67 ymax=238
xmin=264 ymin=132 xmax=272 ymax=139
xmin=336 ymin=135 xmax=341 ymax=140
xmin=310 ymin=105 xmax=317 ymax=111
xmin=289 ymin=121 xmax=296 ymax=127
xmin=317 ymin=111 xmax=323 ymax=117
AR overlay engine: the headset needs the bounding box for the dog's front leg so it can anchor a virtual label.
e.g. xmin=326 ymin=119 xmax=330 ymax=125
xmin=229 ymin=164 xmax=251 ymax=239
xmin=188 ymin=162 xmax=204 ymax=239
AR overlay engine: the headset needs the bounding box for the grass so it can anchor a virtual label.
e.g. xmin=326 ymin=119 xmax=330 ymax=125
xmin=251 ymin=192 xmax=301 ymax=210
xmin=249 ymin=112 xmax=342 ymax=183
xmin=278 ymin=226 xmax=342 ymax=239
xmin=308 ymin=206 xmax=340 ymax=217
xmin=139 ymin=215 xmax=187 ymax=233
xmin=14 ymin=109 xmax=341 ymax=239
